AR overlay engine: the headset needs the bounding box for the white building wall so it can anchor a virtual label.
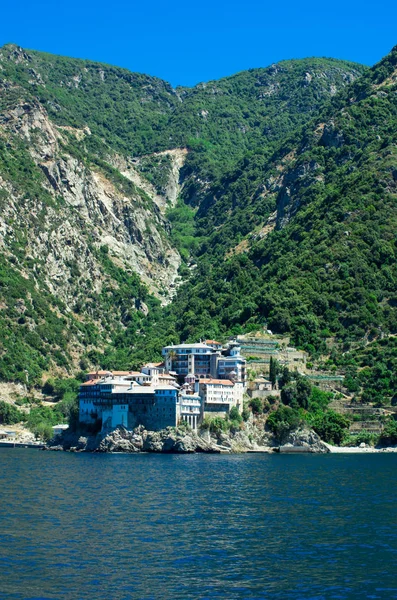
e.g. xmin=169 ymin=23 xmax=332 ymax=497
xmin=233 ymin=382 xmax=244 ymax=410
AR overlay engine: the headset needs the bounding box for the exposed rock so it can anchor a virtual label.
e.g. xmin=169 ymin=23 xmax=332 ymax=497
xmin=320 ymin=122 xmax=345 ymax=148
xmin=0 ymin=97 xmax=181 ymax=310
xmin=47 ymin=421 xmax=331 ymax=454
xmin=282 ymin=427 xmax=330 ymax=453
xmin=49 ymin=422 xmax=279 ymax=454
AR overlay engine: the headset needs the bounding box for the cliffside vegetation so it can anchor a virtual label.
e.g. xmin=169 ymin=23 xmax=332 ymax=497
xmin=163 ymin=45 xmax=397 ymax=404
xmin=0 ymin=42 xmax=396 ymax=411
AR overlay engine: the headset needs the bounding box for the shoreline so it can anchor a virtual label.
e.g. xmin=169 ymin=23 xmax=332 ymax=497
xmin=2 ymin=440 xmax=397 ymax=454
xmin=323 ymin=443 xmax=397 ymax=453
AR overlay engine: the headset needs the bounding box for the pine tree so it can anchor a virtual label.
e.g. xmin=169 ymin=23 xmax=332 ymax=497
xmin=269 ymin=357 xmax=278 ymax=387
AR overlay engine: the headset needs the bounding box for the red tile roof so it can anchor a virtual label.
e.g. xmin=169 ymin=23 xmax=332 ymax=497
xmin=87 ymin=370 xmax=111 ymax=376
xmin=112 ymin=371 xmax=136 ymax=376
xmin=81 ymin=379 xmax=101 ymax=386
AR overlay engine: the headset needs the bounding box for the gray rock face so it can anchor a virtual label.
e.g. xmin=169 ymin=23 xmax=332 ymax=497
xmin=49 ymin=425 xmax=228 ymax=453
xmin=48 ymin=423 xmax=328 ymax=454
xmin=320 ymin=122 xmax=345 ymax=148
xmin=282 ymin=427 xmax=329 ymax=453
xmin=0 ymin=98 xmax=181 ymax=306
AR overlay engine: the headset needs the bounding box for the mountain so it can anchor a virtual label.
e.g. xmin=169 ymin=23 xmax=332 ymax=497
xmin=166 ymin=45 xmax=397 ymax=403
xmin=0 ymin=42 xmax=371 ymax=386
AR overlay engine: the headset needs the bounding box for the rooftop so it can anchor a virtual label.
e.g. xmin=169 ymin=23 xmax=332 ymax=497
xmin=199 ymin=379 xmax=234 ymax=386
xmin=80 ymin=379 xmax=101 ymax=386
xmin=163 ymin=343 xmax=213 ymax=350
xmin=112 ymin=371 xmax=139 ymax=376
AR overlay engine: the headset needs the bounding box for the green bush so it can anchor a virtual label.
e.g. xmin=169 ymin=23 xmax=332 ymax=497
xmin=267 ymin=406 xmax=302 ymax=441
xmin=343 ymin=431 xmax=379 ymax=447
xmin=209 ymin=416 xmax=230 ymax=435
xmin=200 ymin=416 xmax=230 ymax=434
xmin=241 ymin=403 xmax=250 ymax=422
xmin=31 ymin=422 xmax=54 ymax=442
xmin=310 ymin=410 xmax=350 ymax=445
xmin=379 ymin=418 xmax=397 ymax=445
xmin=249 ymin=398 xmax=263 ymax=414
xmin=229 ymin=406 xmax=242 ymax=424
xmin=0 ymin=401 xmax=23 ymax=425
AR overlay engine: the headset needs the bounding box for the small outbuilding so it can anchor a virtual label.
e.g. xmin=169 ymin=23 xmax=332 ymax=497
xmin=52 ymin=424 xmax=69 ymax=436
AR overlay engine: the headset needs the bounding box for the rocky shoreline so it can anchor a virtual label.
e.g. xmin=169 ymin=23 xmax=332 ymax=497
xmin=46 ymin=423 xmax=330 ymax=454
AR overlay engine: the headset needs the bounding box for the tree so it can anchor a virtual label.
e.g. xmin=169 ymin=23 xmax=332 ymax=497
xmin=295 ymin=377 xmax=312 ymax=410
xmin=0 ymin=401 xmax=22 ymax=425
xmin=249 ymin=398 xmax=262 ymax=414
xmin=311 ymin=411 xmax=350 ymax=445
xmin=269 ymin=357 xmax=278 ymax=387
xmin=278 ymin=366 xmax=292 ymax=389
xmin=280 ymin=383 xmax=297 ymax=407
xmin=267 ymin=406 xmax=302 ymax=441
xmin=229 ymin=406 xmax=242 ymax=423
xmin=380 ymin=417 xmax=397 ymax=445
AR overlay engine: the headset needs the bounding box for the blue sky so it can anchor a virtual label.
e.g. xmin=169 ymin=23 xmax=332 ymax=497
xmin=1 ymin=0 xmax=397 ymax=87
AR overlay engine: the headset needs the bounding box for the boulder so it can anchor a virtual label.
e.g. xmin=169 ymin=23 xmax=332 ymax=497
xmin=283 ymin=427 xmax=330 ymax=453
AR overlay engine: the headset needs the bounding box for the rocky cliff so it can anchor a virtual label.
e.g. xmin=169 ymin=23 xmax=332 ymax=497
xmin=0 ymin=43 xmax=370 ymax=384
xmin=48 ymin=423 xmax=329 ymax=454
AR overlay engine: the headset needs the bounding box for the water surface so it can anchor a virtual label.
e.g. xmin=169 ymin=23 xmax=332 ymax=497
xmin=0 ymin=450 xmax=396 ymax=599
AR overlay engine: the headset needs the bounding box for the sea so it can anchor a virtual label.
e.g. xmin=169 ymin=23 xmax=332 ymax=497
xmin=0 ymin=449 xmax=396 ymax=600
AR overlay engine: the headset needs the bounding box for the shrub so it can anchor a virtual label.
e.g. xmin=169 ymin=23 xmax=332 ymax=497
xmin=209 ymin=416 xmax=230 ymax=434
xmin=343 ymin=431 xmax=378 ymax=447
xmin=200 ymin=415 xmax=231 ymax=434
xmin=31 ymin=422 xmax=54 ymax=441
xmin=177 ymin=420 xmax=192 ymax=433
xmin=200 ymin=416 xmax=211 ymax=430
xmin=249 ymin=398 xmax=262 ymax=414
xmin=0 ymin=401 xmax=23 ymax=425
xmin=379 ymin=417 xmax=397 ymax=445
xmin=267 ymin=406 xmax=302 ymax=441
xmin=311 ymin=410 xmax=350 ymax=445
xmin=229 ymin=406 xmax=242 ymax=423
xmin=241 ymin=403 xmax=250 ymax=421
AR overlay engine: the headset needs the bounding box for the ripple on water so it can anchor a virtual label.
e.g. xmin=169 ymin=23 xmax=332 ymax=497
xmin=0 ymin=451 xmax=396 ymax=599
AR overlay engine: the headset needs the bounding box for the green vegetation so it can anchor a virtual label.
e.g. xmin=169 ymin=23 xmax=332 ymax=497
xmin=0 ymin=254 xmax=72 ymax=384
xmin=249 ymin=398 xmax=263 ymax=415
xmin=163 ymin=45 xmax=397 ymax=396
xmin=267 ymin=405 xmax=303 ymax=440
xmin=201 ymin=410 xmax=244 ymax=434
xmin=264 ymin=367 xmax=351 ymax=444
xmin=0 ymin=42 xmax=396 ymax=423
xmin=332 ymin=337 xmax=397 ymax=405
xmin=379 ymin=417 xmax=397 ymax=445
xmin=309 ymin=411 xmax=350 ymax=445
xmin=135 ymin=154 xmax=174 ymax=195
xmin=166 ymin=201 xmax=205 ymax=262
xmin=0 ymin=401 xmax=23 ymax=425
xmin=229 ymin=406 xmax=243 ymax=425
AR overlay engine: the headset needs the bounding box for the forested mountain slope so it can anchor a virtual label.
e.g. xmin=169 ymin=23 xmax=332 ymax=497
xmin=170 ymin=46 xmax=397 ymax=361
xmin=0 ymin=44 xmax=365 ymax=201
xmin=0 ymin=43 xmax=366 ymax=385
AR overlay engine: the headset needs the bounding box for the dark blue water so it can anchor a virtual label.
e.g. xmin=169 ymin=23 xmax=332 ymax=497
xmin=0 ymin=451 xmax=396 ymax=600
